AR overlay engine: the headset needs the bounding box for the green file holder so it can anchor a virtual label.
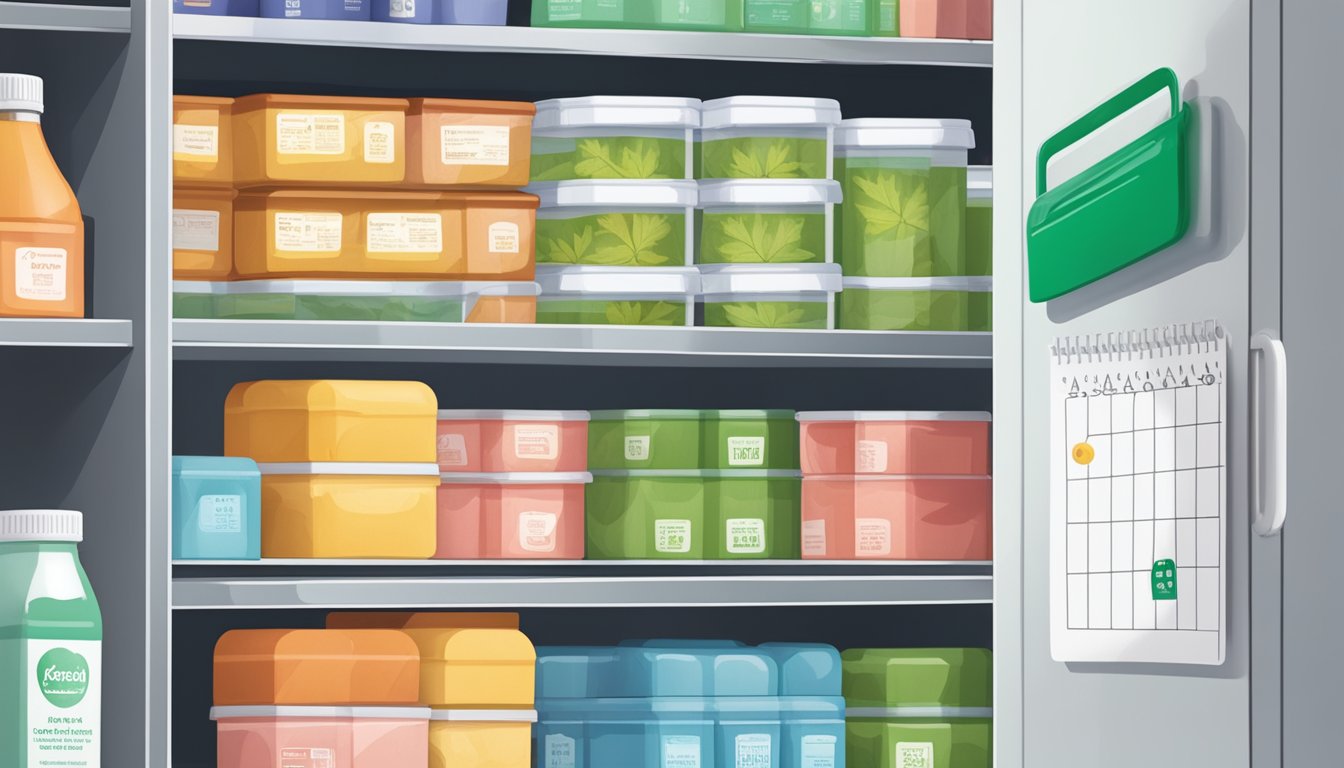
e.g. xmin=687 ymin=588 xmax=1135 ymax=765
xmin=1027 ymin=68 xmax=1193 ymax=302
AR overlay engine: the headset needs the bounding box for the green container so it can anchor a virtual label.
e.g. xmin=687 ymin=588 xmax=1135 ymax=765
xmin=703 ymin=409 xmax=799 ymax=469
xmin=215 ymin=280 xmax=540 ymax=322
xmin=533 ymin=180 xmax=698 ymax=267
xmin=697 ymin=179 xmax=841 ymax=265
xmin=847 ymin=718 xmax=993 ymax=768
xmin=835 ymin=119 xmax=975 ymax=277
xmin=872 ymin=0 xmax=898 ymax=35
xmin=1 ymin=511 xmax=102 ymax=767
xmin=705 ymin=471 xmax=802 ymax=558
xmin=532 ymin=0 xmax=633 ymax=27
xmin=589 ymin=409 xmax=705 ymax=470
xmin=809 ymin=0 xmax=872 ymax=35
xmin=837 ymin=277 xmax=991 ymax=332
xmin=532 ymin=97 xmax=700 ymax=182
xmin=586 ymin=471 xmax=708 ymax=559
xmin=172 ymin=280 xmax=219 ymax=319
xmin=646 ymin=0 xmax=745 ymax=30
xmin=699 ymin=264 xmax=841 ymax=329
xmin=535 ymin=265 xmax=699 ymax=327
xmin=966 ymin=166 xmax=992 ymax=276
xmin=743 ymin=0 xmax=810 ymax=33
xmin=699 ymin=97 xmax=840 ymax=180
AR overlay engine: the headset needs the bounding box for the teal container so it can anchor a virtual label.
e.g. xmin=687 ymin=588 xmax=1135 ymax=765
xmin=759 ymin=644 xmax=845 ymax=768
xmin=587 ymin=471 xmax=707 ymax=559
xmin=589 ymin=410 xmax=705 ymax=470
xmin=703 ymin=410 xmax=800 ymax=470
xmin=715 ymin=697 xmax=782 ymax=768
xmin=537 ymin=646 xmax=622 ymax=699
xmin=620 ymin=645 xmax=778 ymax=696
xmin=171 ymin=456 xmax=261 ymax=561
xmin=758 ymin=643 xmax=842 ymax=696
xmin=584 ymin=697 xmax=716 ymax=768
xmin=705 ymin=471 xmax=802 ymax=559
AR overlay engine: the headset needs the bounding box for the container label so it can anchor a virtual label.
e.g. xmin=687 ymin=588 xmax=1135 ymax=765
xmin=544 ymin=734 xmax=576 ymax=768
xmin=895 ymin=742 xmax=934 ymax=768
xmin=727 ymin=436 xmax=766 ymax=467
xmin=276 ymin=113 xmax=345 ymax=155
xmin=514 ymin=425 xmax=559 ymax=460
xmin=662 ymin=735 xmax=701 ymax=768
xmin=655 ymin=519 xmax=693 ymax=554
xmin=801 ymin=735 xmax=837 ymax=768
xmin=437 ymin=433 xmax=469 ymax=467
xmin=726 ymin=518 xmax=766 ymax=554
xmin=173 ymin=124 xmax=218 ymax=158
xmin=274 ymin=212 xmax=343 ymax=253
xmin=802 ymin=519 xmax=827 ymax=556
xmin=735 ymin=733 xmax=772 ymax=768
xmin=172 ymin=209 xmax=220 ymax=252
xmin=855 ymin=517 xmax=892 ymax=556
xmin=624 ymin=436 xmax=651 ymax=462
xmin=279 ymin=747 xmax=334 ymax=768
xmin=15 ymin=248 xmax=67 ymax=302
xmin=366 ymin=213 xmax=443 ymax=254
xmin=388 ymin=0 xmax=418 ymax=17
xmin=442 ymin=125 xmax=511 ymax=166
xmin=856 ymin=439 xmax=889 ymax=473
xmin=364 ymin=120 xmax=396 ymax=164
xmin=197 ymin=494 xmax=243 ymax=534
xmin=489 ymin=221 xmax=521 ymax=253
xmin=519 ymin=511 xmax=559 ymax=553
xmin=27 ymin=639 xmax=100 ymax=768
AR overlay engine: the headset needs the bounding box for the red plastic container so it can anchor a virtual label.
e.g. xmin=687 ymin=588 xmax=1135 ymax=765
xmin=801 ymin=475 xmax=991 ymax=560
xmin=435 ymin=472 xmax=591 ymax=559
xmin=436 ymin=410 xmax=590 ymax=473
xmin=213 ymin=706 xmax=430 ymax=768
xmin=797 ymin=411 xmax=990 ymax=476
xmin=901 ymin=0 xmax=993 ymax=40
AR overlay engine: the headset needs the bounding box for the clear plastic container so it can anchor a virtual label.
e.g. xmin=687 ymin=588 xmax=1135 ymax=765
xmin=966 ymin=165 xmax=992 ymax=276
xmin=698 ymin=97 xmax=841 ymax=180
xmin=532 ymin=97 xmax=700 ymax=181
xmin=588 ymin=409 xmax=704 ymax=470
xmin=173 ymin=95 xmax=233 ymax=186
xmin=800 ymin=475 xmax=992 ymax=560
xmin=796 ymin=411 xmax=992 ymax=475
xmin=406 ymin=98 xmax=535 ymax=188
xmin=697 ymin=179 xmax=841 ymax=265
xmin=172 ymin=456 xmax=261 ymax=561
xmin=212 ymin=629 xmax=422 ymax=706
xmin=429 ymin=709 xmax=536 ymax=768
xmin=213 ymin=280 xmax=539 ymax=323
xmin=232 ymin=94 xmax=407 ymax=187
xmin=213 ymin=706 xmax=430 ymax=768
xmin=535 ymin=264 xmax=700 ymax=326
xmin=533 ymin=180 xmax=698 ymax=267
xmin=258 ymin=0 xmax=371 ymax=18
xmin=836 ymin=276 xmax=992 ymax=332
xmin=835 ymin=118 xmax=975 ymax=278
xmin=173 ymin=186 xmax=236 ymax=279
xmin=435 ymin=472 xmax=591 ymax=559
xmin=436 ymin=410 xmax=591 ymax=473
xmin=698 ymin=264 xmax=843 ymax=330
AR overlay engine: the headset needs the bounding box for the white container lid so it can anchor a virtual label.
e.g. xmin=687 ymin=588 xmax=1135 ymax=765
xmin=797 ymin=411 xmax=992 ymax=423
xmin=437 ymin=472 xmax=594 ymax=484
xmin=842 ymin=276 xmax=993 ymax=292
xmin=0 ymin=73 xmax=43 ymax=114
xmin=528 ymin=180 xmax=699 ymax=208
xmin=836 ymin=118 xmax=975 ymax=150
xmin=256 ymin=462 xmax=442 ymax=477
xmin=437 ymin=409 xmax=591 ymax=422
xmin=968 ymin=165 xmax=993 ymax=191
xmin=173 ymin=281 xmax=227 ymax=295
xmin=224 ymin=280 xmax=541 ymax=298
xmin=698 ymin=179 xmax=842 ymax=207
xmin=533 ymin=96 xmax=701 ymax=130
xmin=699 ymin=264 xmax=843 ymax=296
xmin=802 ymin=474 xmax=991 ymax=481
xmin=0 ymin=509 xmax=82 ymax=543
xmin=211 ymin=706 xmax=432 ymax=721
xmin=700 ymin=96 xmax=842 ymax=129
xmin=430 ymin=709 xmax=539 ymax=723
xmin=536 ymin=265 xmax=701 ymax=297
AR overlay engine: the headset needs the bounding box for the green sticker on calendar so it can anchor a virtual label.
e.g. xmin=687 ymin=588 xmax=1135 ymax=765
xmin=1152 ymin=559 xmax=1177 ymax=600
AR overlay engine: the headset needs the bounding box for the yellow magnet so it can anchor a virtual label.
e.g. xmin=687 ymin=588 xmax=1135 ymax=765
xmin=1072 ymin=442 xmax=1096 ymax=465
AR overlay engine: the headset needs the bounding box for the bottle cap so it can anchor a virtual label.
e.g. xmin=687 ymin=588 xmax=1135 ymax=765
xmin=0 ymin=510 xmax=83 ymax=542
xmin=0 ymin=74 xmax=44 ymax=114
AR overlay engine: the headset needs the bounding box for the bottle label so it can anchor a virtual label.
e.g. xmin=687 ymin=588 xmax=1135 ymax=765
xmin=518 ymin=511 xmax=559 ymax=553
xmin=173 ymin=124 xmax=218 ymax=159
xmin=28 ymin=639 xmax=100 ymax=768
xmin=172 ymin=209 xmax=220 ymax=252
xmin=274 ymin=212 xmax=343 ymax=253
xmin=15 ymin=248 xmax=68 ymax=302
xmin=363 ymin=121 xmax=396 ymax=164
xmin=514 ymin=425 xmax=559 ymax=460
xmin=366 ymin=213 xmax=443 ymax=254
xmin=801 ymin=735 xmax=837 ymax=768
xmin=727 ymin=436 xmax=765 ymax=466
xmin=276 ymin=113 xmax=345 ymax=155
xmin=489 ymin=222 xmax=521 ymax=253
xmin=655 ymin=519 xmax=693 ymax=554
xmin=197 ymin=494 xmax=243 ymax=534
xmin=441 ymin=125 xmax=511 ymax=166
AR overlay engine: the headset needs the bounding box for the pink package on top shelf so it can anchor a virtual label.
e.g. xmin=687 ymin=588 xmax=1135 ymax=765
xmin=436 ymin=410 xmax=591 ymax=473
xmin=797 ymin=411 xmax=991 ymax=476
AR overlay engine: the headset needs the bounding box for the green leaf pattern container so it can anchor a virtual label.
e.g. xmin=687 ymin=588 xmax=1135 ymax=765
xmin=532 ymin=180 xmax=699 ymax=267
xmin=837 ymin=276 xmax=992 ymax=332
xmin=966 ymin=166 xmax=993 ymax=276
xmin=535 ymin=265 xmax=700 ymax=326
xmin=697 ymin=179 xmax=841 ymax=265
xmin=699 ymin=97 xmax=841 ymax=180
xmin=532 ymin=97 xmax=700 ymax=182
xmin=700 ymin=264 xmax=843 ymax=330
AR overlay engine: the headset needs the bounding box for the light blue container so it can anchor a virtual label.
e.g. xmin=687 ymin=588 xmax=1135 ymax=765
xmin=715 ymin=696 xmax=781 ymax=768
xmin=372 ymin=0 xmax=434 ymax=22
xmin=437 ymin=0 xmax=508 ymax=24
xmin=758 ymin=644 xmax=845 ymax=768
xmin=758 ymin=644 xmax=842 ymax=696
xmin=620 ymin=646 xmax=778 ymax=697
xmin=586 ymin=698 xmax=716 ymax=768
xmin=171 ymin=456 xmax=260 ymax=561
xmin=259 ymin=0 xmax=371 ymax=19
xmin=538 ymin=646 xmax=622 ymax=699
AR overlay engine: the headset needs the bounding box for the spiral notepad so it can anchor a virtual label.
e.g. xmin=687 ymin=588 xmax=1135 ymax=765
xmin=1049 ymin=321 xmax=1227 ymax=665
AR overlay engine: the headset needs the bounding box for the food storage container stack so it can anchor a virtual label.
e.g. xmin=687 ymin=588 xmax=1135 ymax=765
xmin=532 ymin=97 xmax=701 ymax=182
xmin=698 ymin=97 xmax=841 ymax=181
xmin=173 ymin=96 xmax=236 ymax=284
xmin=758 ymin=643 xmax=847 ymax=768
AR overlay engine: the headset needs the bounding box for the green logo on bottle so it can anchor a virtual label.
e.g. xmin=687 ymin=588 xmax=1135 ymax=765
xmin=36 ymin=647 xmax=90 ymax=708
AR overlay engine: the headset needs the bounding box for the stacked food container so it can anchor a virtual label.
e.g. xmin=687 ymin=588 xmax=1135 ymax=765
xmin=172 ymin=94 xmax=543 ymax=323
xmin=585 ymin=409 xmax=802 ymax=559
xmin=796 ymin=411 xmax=992 ymax=559
xmin=170 ymin=455 xmax=262 ymax=560
xmin=174 ymin=0 xmax=510 ymax=25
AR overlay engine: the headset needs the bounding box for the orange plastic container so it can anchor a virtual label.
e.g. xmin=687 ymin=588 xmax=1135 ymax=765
xmin=436 ymin=410 xmax=590 ymax=473
xmin=213 ymin=629 xmax=421 ymax=706
xmin=173 ymin=95 xmax=233 ymax=187
xmin=797 ymin=411 xmax=991 ymax=476
xmin=213 ymin=706 xmax=430 ymax=768
xmin=801 ymin=475 xmax=992 ymax=560
xmin=901 ymin=0 xmax=992 ymax=39
xmin=233 ymin=94 xmax=408 ymax=188
xmin=233 ymin=190 xmax=538 ymax=280
xmin=435 ymin=472 xmax=590 ymax=560
xmin=173 ymin=186 xmax=236 ymax=279
xmin=327 ymin=612 xmax=521 ymax=630
xmin=407 ymin=98 xmax=536 ymax=189
xmin=0 ymin=74 xmax=84 ymax=318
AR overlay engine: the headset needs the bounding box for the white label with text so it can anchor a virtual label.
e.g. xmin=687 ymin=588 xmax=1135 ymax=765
xmin=276 ymin=113 xmax=345 ymax=155
xmin=514 ymin=425 xmax=559 ymax=460
xmin=366 ymin=213 xmax=442 ymax=254
xmin=442 ymin=125 xmax=511 ymax=166
xmin=275 ymin=212 xmax=342 ymax=253
xmin=173 ymin=209 xmax=220 ymax=252
xmin=15 ymin=248 xmax=68 ymax=301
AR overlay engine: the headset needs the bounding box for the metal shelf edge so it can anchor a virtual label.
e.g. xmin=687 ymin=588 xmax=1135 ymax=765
xmin=0 ymin=2 xmax=131 ymax=33
xmin=0 ymin=318 xmax=133 ymax=348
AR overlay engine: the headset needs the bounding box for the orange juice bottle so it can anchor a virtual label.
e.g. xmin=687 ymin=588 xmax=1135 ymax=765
xmin=0 ymin=74 xmax=84 ymax=318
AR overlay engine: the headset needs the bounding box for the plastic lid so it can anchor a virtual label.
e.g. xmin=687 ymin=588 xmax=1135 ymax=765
xmin=172 ymin=455 xmax=261 ymax=477
xmin=437 ymin=409 xmax=591 ymax=422
xmin=0 ymin=73 xmax=43 ymax=114
xmin=437 ymin=472 xmax=594 ymax=484
xmin=210 ymin=706 xmax=431 ymax=721
xmin=797 ymin=411 xmax=992 ymax=422
xmin=697 ymin=179 xmax=842 ymax=206
xmin=699 ymin=264 xmax=843 ymax=296
xmin=0 ymin=510 xmax=81 ymax=543
xmin=704 ymin=409 xmax=797 ymax=419
xmin=968 ymin=165 xmax=993 ymax=191
xmin=591 ymin=469 xmax=802 ymax=479
xmin=700 ymin=96 xmax=842 ymax=129
xmin=533 ymin=96 xmax=701 ymax=130
xmin=173 ymin=281 xmax=226 ymax=295
xmin=429 ymin=709 xmax=538 ymax=723
xmin=224 ymin=280 xmax=540 ymax=298
xmin=618 ymin=646 xmax=779 ymax=697
xmin=535 ymin=265 xmax=700 ymax=297
xmin=842 ymin=276 xmax=992 ymax=292
xmin=836 ymin=118 xmax=975 ymax=150
xmin=528 ymin=180 xmax=699 ymax=209
xmin=256 ymin=462 xmax=442 ymax=477
xmin=846 ymin=706 xmax=994 ymax=719
xmin=589 ymin=409 xmax=702 ymax=420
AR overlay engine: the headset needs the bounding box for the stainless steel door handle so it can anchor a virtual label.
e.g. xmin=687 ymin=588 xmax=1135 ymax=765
xmin=1251 ymin=332 xmax=1288 ymax=536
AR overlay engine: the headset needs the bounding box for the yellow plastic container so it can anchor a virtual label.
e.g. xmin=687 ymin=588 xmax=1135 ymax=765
xmin=232 ymin=190 xmax=539 ymax=280
xmin=327 ymin=612 xmax=521 ymax=630
xmin=258 ymin=462 xmax=440 ymax=559
xmin=428 ymin=709 xmax=537 ymax=768
xmin=233 ymin=93 xmax=408 ymax=188
xmin=225 ymin=379 xmax=438 ymax=463
xmin=403 ymin=628 xmax=536 ymax=709
xmin=174 ymin=95 xmax=233 ymax=187
xmin=173 ymin=186 xmax=236 ymax=279
xmin=213 ymin=629 xmax=421 ymax=706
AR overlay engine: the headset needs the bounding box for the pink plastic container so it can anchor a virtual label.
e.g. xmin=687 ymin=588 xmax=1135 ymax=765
xmin=801 ymin=475 xmax=992 ymax=560
xmin=213 ymin=706 xmax=431 ymax=768
xmin=435 ymin=472 xmax=591 ymax=559
xmin=436 ymin=410 xmax=590 ymax=473
xmin=797 ymin=411 xmax=991 ymax=476
xmin=901 ymin=0 xmax=993 ymax=40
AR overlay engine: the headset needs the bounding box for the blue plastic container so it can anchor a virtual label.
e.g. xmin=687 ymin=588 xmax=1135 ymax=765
xmin=173 ymin=0 xmax=259 ymax=15
xmin=436 ymin=0 xmax=508 ymax=24
xmin=372 ymin=0 xmax=434 ymax=22
xmin=620 ymin=646 xmax=778 ymax=697
xmin=757 ymin=644 xmax=842 ymax=696
xmin=260 ymin=0 xmax=372 ymax=19
xmin=757 ymin=644 xmax=845 ymax=768
xmin=171 ymin=456 xmax=261 ymax=560
xmin=586 ymin=698 xmax=716 ymax=768
xmin=537 ymin=646 xmax=621 ymax=699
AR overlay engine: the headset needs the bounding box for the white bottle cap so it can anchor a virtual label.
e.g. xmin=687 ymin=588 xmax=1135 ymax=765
xmin=0 ymin=510 xmax=83 ymax=542
xmin=0 ymin=73 xmax=44 ymax=114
